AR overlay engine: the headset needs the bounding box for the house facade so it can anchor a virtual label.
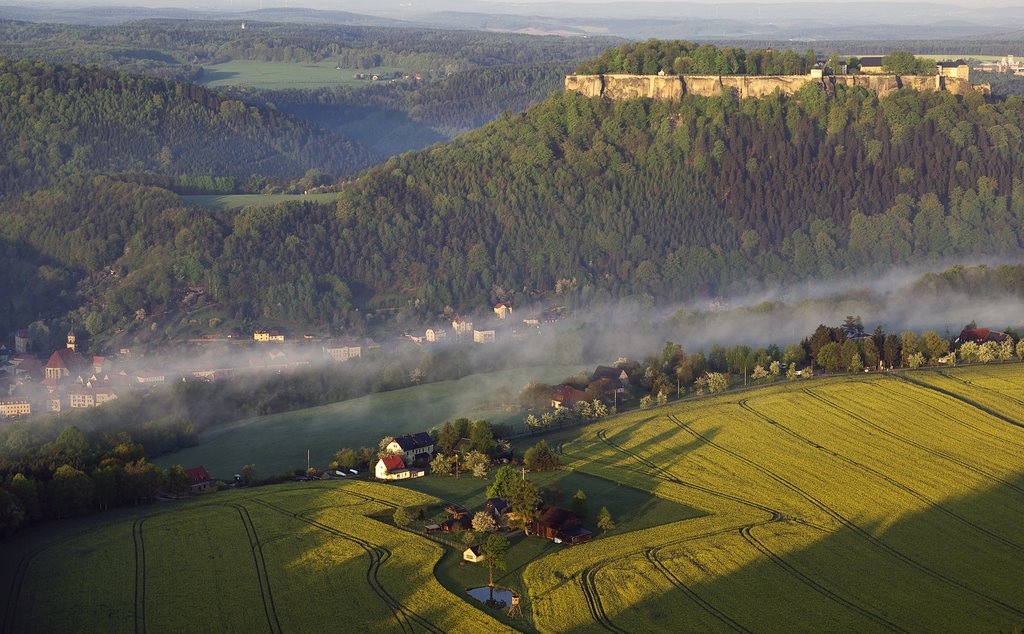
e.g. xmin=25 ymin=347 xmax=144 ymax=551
xmin=386 ymin=432 xmax=435 ymax=463
xmin=374 ymin=455 xmax=425 ymax=480
xmin=0 ymin=398 xmax=31 ymax=418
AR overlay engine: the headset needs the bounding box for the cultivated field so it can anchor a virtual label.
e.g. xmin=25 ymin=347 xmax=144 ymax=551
xmin=524 ymin=365 xmax=1024 ymax=632
xmin=156 ymin=365 xmax=585 ymax=478
xmin=197 ymin=61 xmax=407 ymax=89
xmin=4 ymin=364 xmax=1024 ymax=632
xmin=180 ymin=193 xmax=344 ymax=210
xmin=0 ymin=480 xmax=509 ymax=634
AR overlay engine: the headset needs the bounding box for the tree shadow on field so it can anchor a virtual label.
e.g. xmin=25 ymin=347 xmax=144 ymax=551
xmin=562 ymin=469 xmax=1024 ymax=633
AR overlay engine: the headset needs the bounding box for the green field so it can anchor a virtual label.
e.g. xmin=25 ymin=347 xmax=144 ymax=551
xmin=5 ymin=364 xmax=1024 ymax=632
xmin=197 ymin=60 xmax=407 ymax=89
xmin=155 ymin=365 xmax=585 ymax=478
xmin=181 ymin=193 xmax=344 ymax=210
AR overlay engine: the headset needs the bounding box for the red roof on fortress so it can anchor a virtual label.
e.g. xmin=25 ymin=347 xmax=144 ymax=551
xmin=381 ymin=455 xmax=405 ymax=472
xmin=185 ymin=466 xmax=211 ymax=484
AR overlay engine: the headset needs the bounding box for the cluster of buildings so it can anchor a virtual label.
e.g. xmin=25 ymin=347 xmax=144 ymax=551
xmin=406 ymin=303 xmax=566 ymax=346
xmin=972 ymin=55 xmax=1024 ymax=76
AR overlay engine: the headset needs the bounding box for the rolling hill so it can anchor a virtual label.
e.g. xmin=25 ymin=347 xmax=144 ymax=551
xmin=2 ymin=365 xmax=1022 ymax=631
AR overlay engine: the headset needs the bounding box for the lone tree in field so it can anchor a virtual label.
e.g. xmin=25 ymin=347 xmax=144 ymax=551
xmin=524 ymin=440 xmax=560 ymax=472
xmin=480 ymin=533 xmax=509 ymax=601
xmin=572 ymin=489 xmax=588 ymax=519
xmin=393 ymin=506 xmax=411 ymax=528
xmin=597 ymin=506 xmax=616 ymax=532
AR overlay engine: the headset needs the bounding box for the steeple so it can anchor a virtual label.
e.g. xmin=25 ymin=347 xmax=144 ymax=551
xmin=67 ymin=325 xmax=77 ymax=352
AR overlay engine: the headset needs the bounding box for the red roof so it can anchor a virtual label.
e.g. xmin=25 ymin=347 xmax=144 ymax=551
xmin=46 ymin=349 xmax=82 ymax=370
xmin=551 ymin=384 xmax=588 ymax=406
xmin=381 ymin=455 xmax=405 ymax=472
xmin=185 ymin=466 xmax=211 ymax=484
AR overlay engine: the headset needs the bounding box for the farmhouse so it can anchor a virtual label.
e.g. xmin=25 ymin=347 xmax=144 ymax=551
xmin=551 ymin=384 xmax=588 ymax=409
xmin=485 ymin=498 xmax=515 ymax=528
xmin=185 ymin=466 xmax=211 ymax=493
xmin=386 ymin=432 xmax=435 ymax=463
xmin=463 ymin=546 xmax=485 ymax=563
xmin=493 ymin=303 xmax=512 ymax=319
xmin=956 ymin=327 xmax=1011 ymax=343
xmin=529 ymin=506 xmax=593 ymax=545
xmin=375 ymin=455 xmax=425 ymax=480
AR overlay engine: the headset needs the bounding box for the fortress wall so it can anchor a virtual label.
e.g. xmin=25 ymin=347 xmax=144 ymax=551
xmin=563 ymin=74 xmax=604 ymax=98
xmin=566 ymin=73 xmax=988 ymax=101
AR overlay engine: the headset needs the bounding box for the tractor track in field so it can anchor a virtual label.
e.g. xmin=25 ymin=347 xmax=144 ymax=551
xmin=221 ymin=503 xmax=282 ymax=634
xmin=803 ymin=388 xmax=1024 ymax=498
xmin=579 ymin=566 xmax=626 ymax=634
xmin=737 ymin=525 xmax=906 ymax=633
xmin=642 ymin=542 xmax=751 ymax=633
xmin=933 ymin=370 xmax=1024 ymax=409
xmin=888 ymin=374 xmax=1024 ymax=432
xmin=250 ymin=498 xmax=441 ymax=634
xmin=863 ymin=379 xmax=1024 ymax=451
xmin=734 ymin=398 xmax=1024 ymax=619
xmin=595 ymin=429 xmax=783 ymax=522
xmin=659 ymin=413 xmax=907 ymax=631
xmin=132 ymin=518 xmax=147 ymax=634
xmin=708 ymin=407 xmax=1024 ymax=553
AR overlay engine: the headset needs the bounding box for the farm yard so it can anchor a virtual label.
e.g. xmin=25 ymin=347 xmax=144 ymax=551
xmin=3 ymin=364 xmax=1024 ymax=632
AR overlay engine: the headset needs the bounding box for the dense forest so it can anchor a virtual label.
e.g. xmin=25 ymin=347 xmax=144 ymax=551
xmin=0 ymin=19 xmax=616 ymax=80
xmin=0 ymin=57 xmax=371 ymax=196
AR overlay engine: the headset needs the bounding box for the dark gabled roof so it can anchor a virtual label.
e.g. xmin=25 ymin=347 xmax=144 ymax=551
xmin=937 ymin=59 xmax=967 ymax=67
xmin=537 ymin=506 xmax=580 ymax=530
xmin=486 ymin=498 xmax=511 ymax=514
xmin=592 ymin=365 xmax=623 ymax=381
xmin=394 ymin=432 xmax=433 ymax=451
xmin=859 ymin=56 xmax=883 ymax=67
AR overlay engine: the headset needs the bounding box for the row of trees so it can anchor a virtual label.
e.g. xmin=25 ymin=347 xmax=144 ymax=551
xmin=0 ymin=426 xmax=197 ymax=537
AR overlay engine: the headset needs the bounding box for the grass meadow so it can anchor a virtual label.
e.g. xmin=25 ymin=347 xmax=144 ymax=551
xmin=155 ymin=365 xmax=585 ymax=479
xmin=4 ymin=364 xmax=1024 ymax=632
xmin=197 ymin=61 xmax=407 ymax=89
xmin=180 ymin=193 xmax=344 ymax=210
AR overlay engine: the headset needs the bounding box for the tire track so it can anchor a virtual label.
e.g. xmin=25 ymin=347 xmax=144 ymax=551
xmin=579 ymin=566 xmax=626 ymax=634
xmin=250 ymin=498 xmax=441 ymax=634
xmin=716 ymin=406 xmax=1024 ymax=553
xmin=642 ymin=546 xmax=751 ymax=634
xmin=729 ymin=399 xmax=1024 ymax=619
xmin=221 ymin=503 xmax=281 ymax=634
xmin=863 ymin=379 xmax=1024 ymax=451
xmin=889 ymin=374 xmax=1024 ymax=431
xmin=935 ymin=370 xmax=1024 ymax=409
xmin=803 ymin=387 xmax=1024 ymax=497
xmin=132 ymin=518 xmax=147 ymax=634
xmin=738 ymin=525 xmax=906 ymax=633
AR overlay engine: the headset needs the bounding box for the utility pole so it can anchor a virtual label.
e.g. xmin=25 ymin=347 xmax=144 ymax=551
xmin=306 ymin=449 xmax=310 ymax=473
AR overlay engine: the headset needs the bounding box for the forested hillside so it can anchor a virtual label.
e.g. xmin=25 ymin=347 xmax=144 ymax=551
xmin=6 ymin=43 xmax=1024 ymax=339
xmin=0 ymin=57 xmax=368 ymax=196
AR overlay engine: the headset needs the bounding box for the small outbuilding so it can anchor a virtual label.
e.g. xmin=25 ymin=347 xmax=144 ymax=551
xmin=463 ymin=546 xmax=485 ymax=563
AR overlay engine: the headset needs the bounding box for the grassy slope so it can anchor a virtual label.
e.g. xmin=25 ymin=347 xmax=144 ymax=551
xmin=180 ymin=192 xmax=344 ymax=209
xmin=155 ymin=365 xmax=585 ymax=478
xmin=197 ymin=61 xmax=406 ymax=89
xmin=5 ymin=364 xmax=1024 ymax=633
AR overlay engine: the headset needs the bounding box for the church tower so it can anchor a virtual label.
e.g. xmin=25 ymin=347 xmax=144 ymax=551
xmin=67 ymin=327 xmax=77 ymax=352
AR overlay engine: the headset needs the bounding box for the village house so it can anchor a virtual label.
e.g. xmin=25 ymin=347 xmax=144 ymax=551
xmin=551 ymin=384 xmax=588 ymax=410
xmin=323 ymin=337 xmax=363 ymax=362
xmin=374 ymin=454 xmax=425 ymax=480
xmin=0 ymin=397 xmax=31 ymax=418
xmin=386 ymin=432 xmax=435 ymax=463
xmin=452 ymin=316 xmax=474 ymax=337
xmin=254 ymin=329 xmax=285 ymax=343
xmin=529 ymin=506 xmax=592 ymax=545
xmin=485 ymin=498 xmax=515 ymax=528
xmin=463 ymin=546 xmax=485 ymax=563
xmin=425 ymin=327 xmax=447 ymax=343
xmin=493 ymin=303 xmax=512 ymax=319
xmin=473 ymin=329 xmax=496 ymax=344
xmin=185 ymin=466 xmax=211 ymax=493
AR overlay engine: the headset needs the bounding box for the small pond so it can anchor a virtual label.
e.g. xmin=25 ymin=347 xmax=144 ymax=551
xmin=467 ymin=586 xmax=516 ymax=609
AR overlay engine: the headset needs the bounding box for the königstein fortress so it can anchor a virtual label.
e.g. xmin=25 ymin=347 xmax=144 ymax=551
xmin=565 ymin=58 xmax=990 ymax=100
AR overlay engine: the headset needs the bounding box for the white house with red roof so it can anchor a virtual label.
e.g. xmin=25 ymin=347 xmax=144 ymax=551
xmin=374 ymin=455 xmax=425 ymax=480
